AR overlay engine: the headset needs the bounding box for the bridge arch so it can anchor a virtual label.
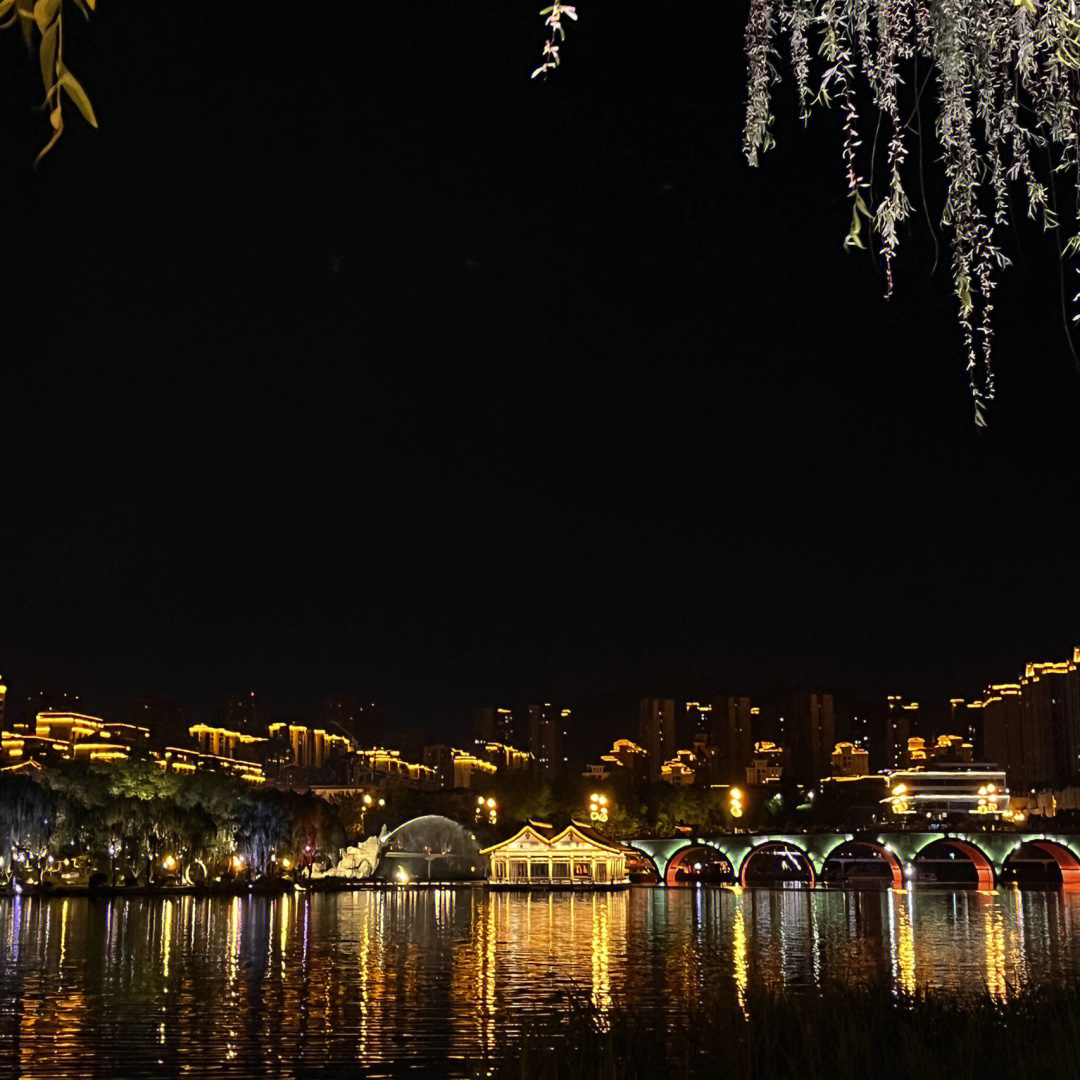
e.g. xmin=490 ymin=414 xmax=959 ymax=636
xmin=820 ymin=840 xmax=904 ymax=889
xmin=911 ymin=836 xmax=995 ymax=890
xmin=664 ymin=844 xmax=735 ymax=886
xmin=739 ymin=840 xmax=816 ymax=888
xmin=1002 ymin=838 xmax=1080 ymax=887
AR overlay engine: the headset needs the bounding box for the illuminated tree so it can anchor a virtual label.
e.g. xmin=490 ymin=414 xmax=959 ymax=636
xmin=745 ymin=0 xmax=1080 ymax=423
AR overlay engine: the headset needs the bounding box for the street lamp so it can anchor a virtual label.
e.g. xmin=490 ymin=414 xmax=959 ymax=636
xmin=729 ymin=787 xmax=743 ymax=821
xmin=589 ymin=793 xmax=609 ymax=824
xmin=476 ymin=796 xmax=498 ymax=825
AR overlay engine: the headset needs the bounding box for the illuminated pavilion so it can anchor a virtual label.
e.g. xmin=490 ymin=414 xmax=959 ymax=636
xmin=481 ymin=820 xmax=631 ymax=888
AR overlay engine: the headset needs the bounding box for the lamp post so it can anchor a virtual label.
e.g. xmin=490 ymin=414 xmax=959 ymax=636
xmin=728 ymin=787 xmax=743 ymax=832
xmin=476 ymin=796 xmax=498 ymax=826
xmin=589 ymin=792 xmax=609 ymax=825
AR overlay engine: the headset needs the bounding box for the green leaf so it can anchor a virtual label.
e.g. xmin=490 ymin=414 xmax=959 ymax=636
xmin=58 ymin=64 xmax=97 ymax=128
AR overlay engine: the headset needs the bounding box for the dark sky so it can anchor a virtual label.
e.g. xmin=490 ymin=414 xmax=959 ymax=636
xmin=2 ymin=4 xmax=1078 ymax=743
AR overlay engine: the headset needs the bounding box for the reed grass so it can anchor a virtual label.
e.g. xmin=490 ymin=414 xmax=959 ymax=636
xmin=473 ymin=982 xmax=1080 ymax=1080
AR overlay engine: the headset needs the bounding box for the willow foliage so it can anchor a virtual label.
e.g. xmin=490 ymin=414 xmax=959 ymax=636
xmin=1 ymin=0 xmax=97 ymax=164
xmin=745 ymin=0 xmax=1080 ymax=424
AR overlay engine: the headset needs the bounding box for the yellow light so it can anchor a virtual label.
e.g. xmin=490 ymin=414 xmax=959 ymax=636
xmin=486 ymin=797 xmax=496 ymax=809
xmin=363 ymin=794 xmax=373 ymax=806
xmin=892 ymin=784 xmax=907 ymax=797
xmin=478 ymin=796 xmax=485 ymax=806
xmin=730 ymin=788 xmax=742 ymax=801
xmin=730 ymin=807 xmax=743 ymax=818
xmin=590 ymin=793 xmax=599 ymax=803
xmin=231 ymin=855 xmax=245 ymax=873
xmin=395 ymin=867 xmax=409 ymax=884
xmin=281 ymin=857 xmax=292 ymax=870
xmin=162 ymin=855 xmax=177 ymax=871
xmin=598 ymin=795 xmax=607 ymax=806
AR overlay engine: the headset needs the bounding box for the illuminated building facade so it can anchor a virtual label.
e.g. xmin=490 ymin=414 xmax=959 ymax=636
xmin=1020 ymin=657 xmax=1080 ymax=789
xmin=422 ymin=745 xmax=498 ymax=789
xmin=351 ymin=747 xmax=437 ymax=787
xmin=482 ymin=821 xmax=631 ymax=888
xmin=882 ymin=762 xmax=1008 ymax=819
xmin=745 ymin=741 xmax=785 ymax=784
xmin=830 ymin=741 xmax=869 ymax=777
xmin=267 ymin=721 xmax=354 ymax=770
xmin=582 ymin=738 xmax=650 ymax=787
xmin=477 ymin=741 xmax=532 ymax=772
xmin=660 ymin=750 xmax=698 ymax=786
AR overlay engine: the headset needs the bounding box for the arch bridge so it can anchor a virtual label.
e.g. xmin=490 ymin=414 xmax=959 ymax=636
xmin=625 ymin=831 xmax=1080 ymax=890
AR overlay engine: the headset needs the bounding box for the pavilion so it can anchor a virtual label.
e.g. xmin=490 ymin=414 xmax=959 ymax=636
xmin=481 ymin=820 xmax=631 ymax=888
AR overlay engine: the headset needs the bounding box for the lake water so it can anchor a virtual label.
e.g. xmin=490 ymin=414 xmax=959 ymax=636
xmin=4 ymin=885 xmax=1080 ymax=1078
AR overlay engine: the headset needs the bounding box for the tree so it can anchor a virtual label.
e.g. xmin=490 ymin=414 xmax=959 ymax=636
xmin=745 ymin=0 xmax=1080 ymax=424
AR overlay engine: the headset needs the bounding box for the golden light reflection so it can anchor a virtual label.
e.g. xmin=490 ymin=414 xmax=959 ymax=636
xmin=893 ymin=892 xmax=915 ymax=996
xmin=590 ymin=894 xmax=611 ymax=1019
xmin=986 ymin=901 xmax=1007 ymax=1002
xmin=162 ymin=899 xmax=173 ymax=980
xmin=59 ymin=898 xmax=69 ymax=976
xmin=733 ymin=895 xmax=748 ymax=1015
xmin=280 ymin=892 xmax=290 ymax=976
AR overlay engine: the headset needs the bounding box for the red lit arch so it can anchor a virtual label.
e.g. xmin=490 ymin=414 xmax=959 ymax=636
xmin=821 ymin=841 xmax=904 ymax=890
xmin=1014 ymin=840 xmax=1080 ymax=887
xmin=664 ymin=845 xmax=734 ymax=886
xmin=739 ymin=841 xmax=816 ymax=888
xmin=914 ymin=838 xmax=995 ymax=890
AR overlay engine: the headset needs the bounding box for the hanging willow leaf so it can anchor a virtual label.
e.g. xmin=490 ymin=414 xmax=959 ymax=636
xmin=32 ymin=0 xmax=58 ymax=35
xmin=39 ymin=17 xmax=57 ymax=91
xmin=58 ymin=63 xmax=97 ymax=127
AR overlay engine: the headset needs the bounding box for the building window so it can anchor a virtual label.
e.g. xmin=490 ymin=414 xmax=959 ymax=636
xmin=573 ymin=862 xmax=591 ymax=879
xmin=531 ymin=861 xmax=550 ymax=879
xmin=552 ymin=861 xmax=571 ymax=879
xmin=595 ymin=863 xmax=607 ymax=883
xmin=495 ymin=861 xmax=505 ymax=880
xmin=512 ymin=860 xmax=528 ymax=880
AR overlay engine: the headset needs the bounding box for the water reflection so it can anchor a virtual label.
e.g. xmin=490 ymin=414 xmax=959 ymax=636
xmin=6 ymin=888 xmax=1080 ymax=1077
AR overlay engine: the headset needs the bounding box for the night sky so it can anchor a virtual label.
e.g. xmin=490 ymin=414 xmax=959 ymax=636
xmin=2 ymin=4 xmax=1078 ymax=744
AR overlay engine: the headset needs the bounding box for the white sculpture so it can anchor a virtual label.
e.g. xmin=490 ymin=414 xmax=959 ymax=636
xmin=316 ymin=825 xmax=389 ymax=880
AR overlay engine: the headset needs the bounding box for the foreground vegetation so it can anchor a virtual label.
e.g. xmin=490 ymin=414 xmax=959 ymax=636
xmin=474 ymin=982 xmax=1080 ymax=1079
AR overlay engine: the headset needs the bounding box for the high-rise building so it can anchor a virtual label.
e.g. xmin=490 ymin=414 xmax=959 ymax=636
xmin=786 ymin=693 xmax=835 ymax=782
xmin=323 ymin=695 xmax=384 ymax=747
xmin=981 ymin=684 xmax=1023 ymax=787
xmin=638 ymin=698 xmax=676 ymax=781
xmin=475 ymin=706 xmax=517 ymax=746
xmin=866 ymin=696 xmax=916 ymax=773
xmin=218 ymin=692 xmax=271 ymax=736
xmin=529 ymin=704 xmax=570 ymax=778
xmin=949 ymin=698 xmax=985 ymax=759
xmin=1019 ymin=658 xmax=1080 ymax=788
xmin=708 ymin=696 xmax=755 ymax=785
xmin=682 ymin=702 xmax=713 ymax=749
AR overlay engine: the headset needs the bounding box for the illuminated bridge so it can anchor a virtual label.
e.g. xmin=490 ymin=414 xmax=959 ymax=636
xmin=625 ymin=831 xmax=1080 ymax=889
